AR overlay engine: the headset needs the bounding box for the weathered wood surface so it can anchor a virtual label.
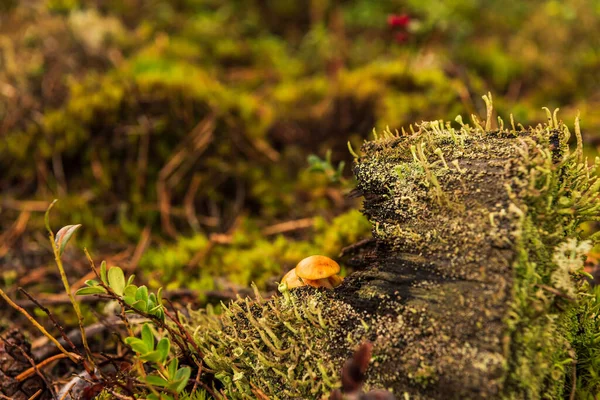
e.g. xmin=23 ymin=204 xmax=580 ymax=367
xmin=336 ymin=132 xmax=526 ymax=398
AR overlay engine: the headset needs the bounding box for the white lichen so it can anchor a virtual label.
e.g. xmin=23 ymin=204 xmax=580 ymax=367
xmin=551 ymin=238 xmax=592 ymax=297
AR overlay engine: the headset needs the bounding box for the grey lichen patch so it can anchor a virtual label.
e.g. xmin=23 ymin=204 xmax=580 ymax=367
xmin=186 ymin=96 xmax=600 ymax=398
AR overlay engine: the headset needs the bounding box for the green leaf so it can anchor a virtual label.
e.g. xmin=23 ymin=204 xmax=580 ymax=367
xmin=149 ymin=293 xmax=157 ymax=304
xmin=84 ymin=279 xmax=100 ymax=287
xmin=145 ymin=374 xmax=169 ymax=387
xmin=126 ymin=274 xmax=136 ymax=286
xmin=149 ymin=304 xmax=163 ymax=314
xmin=175 ymin=367 xmax=191 ymax=381
xmin=124 ymin=337 xmax=148 ymax=354
xmin=123 ymin=296 xmax=136 ymax=306
xmin=157 ymin=287 xmax=163 ymax=304
xmin=140 ymin=350 xmax=163 ymax=363
xmin=167 ymin=358 xmax=178 ymax=378
xmin=135 ymin=285 xmax=149 ymax=301
xmin=141 ymin=324 xmax=154 ymax=351
xmin=124 ymin=284 xmax=137 ymax=298
xmin=55 ymin=224 xmax=82 ymax=256
xmin=107 ymin=267 xmax=126 ymax=296
xmin=171 ymin=367 xmax=191 ymax=393
xmin=100 ymin=261 xmax=108 ymax=285
xmin=156 ymin=338 xmax=170 ymax=364
xmin=131 ymin=299 xmax=147 ymax=311
xmin=75 ymin=286 xmax=107 ymax=295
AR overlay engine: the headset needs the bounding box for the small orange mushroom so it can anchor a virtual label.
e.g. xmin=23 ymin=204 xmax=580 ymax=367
xmin=295 ymin=255 xmax=340 ymax=280
xmin=280 ymin=255 xmax=344 ymax=291
xmin=295 ymin=255 xmax=343 ymax=289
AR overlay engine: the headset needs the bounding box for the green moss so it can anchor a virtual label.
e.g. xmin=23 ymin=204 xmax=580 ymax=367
xmin=139 ymin=210 xmax=371 ymax=291
xmin=564 ymin=285 xmax=600 ymax=399
xmin=186 ymin=287 xmax=342 ymax=399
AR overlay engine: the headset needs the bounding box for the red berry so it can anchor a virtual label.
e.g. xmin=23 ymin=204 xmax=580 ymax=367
xmin=387 ymin=14 xmax=410 ymax=28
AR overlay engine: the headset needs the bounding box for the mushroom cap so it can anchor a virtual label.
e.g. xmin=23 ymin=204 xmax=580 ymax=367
xmin=281 ymin=268 xmax=304 ymax=289
xmin=295 ymin=255 xmax=340 ymax=280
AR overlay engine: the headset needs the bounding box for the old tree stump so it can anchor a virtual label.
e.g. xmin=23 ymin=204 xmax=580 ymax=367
xmin=190 ymin=104 xmax=600 ymax=399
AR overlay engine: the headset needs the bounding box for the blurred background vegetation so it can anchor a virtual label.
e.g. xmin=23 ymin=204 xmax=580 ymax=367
xmin=1 ymin=0 xmax=600 ymax=306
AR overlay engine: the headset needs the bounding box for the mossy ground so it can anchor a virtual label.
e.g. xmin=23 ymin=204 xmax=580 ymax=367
xmin=1 ymin=1 xmax=600 ymax=399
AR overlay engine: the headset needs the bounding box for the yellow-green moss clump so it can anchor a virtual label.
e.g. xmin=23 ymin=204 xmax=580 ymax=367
xmin=187 ymin=287 xmax=346 ymax=398
xmin=139 ymin=210 xmax=371 ymax=292
xmin=185 ymin=98 xmax=600 ymax=398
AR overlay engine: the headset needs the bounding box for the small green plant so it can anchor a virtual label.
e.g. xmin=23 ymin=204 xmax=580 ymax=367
xmin=125 ymin=323 xmax=192 ymax=400
xmin=0 ymin=200 xmax=210 ymax=398
xmin=308 ymin=150 xmax=345 ymax=183
xmin=76 ymin=262 xmax=165 ymax=320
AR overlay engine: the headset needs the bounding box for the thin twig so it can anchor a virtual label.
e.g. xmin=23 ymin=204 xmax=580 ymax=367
xmin=184 ymin=174 xmax=203 ymax=232
xmin=261 ymin=218 xmax=315 ymax=236
xmin=27 ymin=389 xmax=43 ymax=400
xmin=16 ymin=353 xmax=71 ymax=382
xmin=17 ymin=293 xmax=114 ymax=308
xmin=128 ymin=226 xmax=151 ymax=271
xmin=339 ymin=238 xmax=376 ymax=257
xmin=189 ymin=378 xmax=220 ymax=399
xmin=535 ymin=284 xmax=574 ymax=301
xmin=163 ymin=299 xmax=204 ymax=358
xmin=191 ymin=364 xmax=202 ymax=395
xmin=0 ymin=210 xmax=30 ymax=257
xmin=18 ymin=288 xmax=79 ymax=354
xmin=0 ymin=287 xmax=81 ymax=363
xmin=250 ymin=382 xmax=271 ymax=400
xmin=104 ymin=388 xmax=135 ymax=400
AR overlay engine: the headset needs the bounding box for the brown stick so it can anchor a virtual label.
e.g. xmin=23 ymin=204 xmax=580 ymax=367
xmin=16 ymin=353 xmax=71 ymax=382
xmin=27 ymin=389 xmax=43 ymax=400
xmin=0 ymin=288 xmax=81 ymax=363
xmin=128 ymin=226 xmax=151 ymax=271
xmin=184 ymin=174 xmax=203 ymax=232
xmin=18 ymin=288 xmax=79 ymax=354
xmin=163 ymin=299 xmax=204 ymax=358
xmin=0 ymin=210 xmax=30 ymax=257
xmin=262 ymin=218 xmax=315 ymax=236
xmin=535 ymin=284 xmax=575 ymax=301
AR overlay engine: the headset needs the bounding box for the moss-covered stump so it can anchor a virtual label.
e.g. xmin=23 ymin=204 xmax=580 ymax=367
xmin=188 ymin=103 xmax=600 ymax=399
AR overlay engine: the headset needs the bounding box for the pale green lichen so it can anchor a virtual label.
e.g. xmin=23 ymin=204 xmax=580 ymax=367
xmin=184 ymin=285 xmax=344 ymax=399
xmin=551 ymin=239 xmax=592 ymax=298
